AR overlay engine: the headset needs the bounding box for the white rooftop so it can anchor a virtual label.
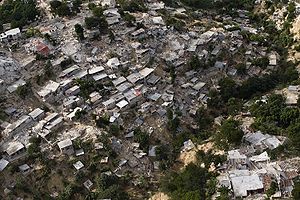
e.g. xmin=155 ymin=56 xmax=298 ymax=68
xmin=73 ymin=161 xmax=84 ymax=170
xmin=88 ymin=66 xmax=105 ymax=75
xmin=116 ymin=99 xmax=128 ymax=109
xmin=5 ymin=141 xmax=24 ymax=156
xmin=57 ymin=138 xmax=72 ymax=149
xmin=107 ymin=57 xmax=120 ymax=68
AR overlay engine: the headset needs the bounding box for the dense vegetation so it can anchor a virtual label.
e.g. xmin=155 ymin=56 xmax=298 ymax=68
xmin=50 ymin=0 xmax=82 ymax=17
xmin=85 ymin=4 xmax=108 ymax=34
xmin=161 ymin=150 xmax=226 ymax=200
xmin=0 ymin=0 xmax=39 ymax=29
xmin=250 ymin=94 xmax=300 ymax=154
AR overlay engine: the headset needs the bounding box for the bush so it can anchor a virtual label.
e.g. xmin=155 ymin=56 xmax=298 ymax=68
xmin=96 ymin=114 xmax=110 ymax=128
xmin=295 ymin=45 xmax=300 ymax=52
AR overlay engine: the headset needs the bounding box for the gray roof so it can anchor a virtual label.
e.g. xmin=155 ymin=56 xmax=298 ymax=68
xmin=18 ymin=164 xmax=30 ymax=172
xmin=112 ymin=76 xmax=126 ymax=86
xmin=59 ymin=65 xmax=80 ymax=78
xmin=29 ymin=108 xmax=44 ymax=120
xmin=0 ymin=159 xmax=9 ymax=171
xmin=231 ymin=174 xmax=264 ymax=197
xmin=7 ymin=79 xmax=26 ymax=93
xmin=244 ymin=131 xmax=267 ymax=145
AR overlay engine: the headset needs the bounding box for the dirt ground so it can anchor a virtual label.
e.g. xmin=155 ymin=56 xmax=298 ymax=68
xmin=149 ymin=192 xmax=170 ymax=200
xmin=178 ymin=141 xmax=224 ymax=168
xmin=291 ymin=15 xmax=300 ymax=41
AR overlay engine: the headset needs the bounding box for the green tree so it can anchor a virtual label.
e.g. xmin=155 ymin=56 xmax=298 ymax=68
xmin=236 ymin=63 xmax=247 ymax=75
xmin=27 ymin=136 xmax=41 ymax=159
xmin=287 ymin=119 xmax=300 ymax=151
xmin=215 ymin=119 xmax=243 ymax=149
xmin=292 ymin=182 xmax=300 ymax=200
xmin=195 ymin=107 xmax=213 ymax=130
xmin=16 ymin=83 xmax=31 ymax=99
xmin=134 ymin=128 xmax=150 ymax=151
xmin=189 ymin=55 xmax=203 ymax=70
xmin=160 ymin=163 xmax=208 ymax=200
xmin=219 ymin=77 xmax=237 ymax=102
xmin=74 ymin=23 xmax=84 ymax=40
xmin=0 ymin=0 xmax=39 ymax=28
xmin=266 ymin=181 xmax=278 ymax=197
xmin=226 ymin=97 xmax=242 ymax=116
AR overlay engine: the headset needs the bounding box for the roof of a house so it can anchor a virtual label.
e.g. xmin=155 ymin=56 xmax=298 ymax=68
xmin=0 ymin=159 xmax=9 ymax=171
xmin=7 ymin=79 xmax=26 ymax=93
xmin=57 ymin=138 xmax=73 ymax=149
xmin=5 ymin=141 xmax=25 ymax=156
xmin=139 ymin=67 xmax=154 ymax=78
xmin=244 ymin=131 xmax=267 ymax=145
xmin=228 ymin=149 xmax=247 ymax=160
xmin=29 ymin=108 xmax=44 ymax=119
xmin=250 ymin=151 xmax=270 ymax=162
xmin=231 ymin=174 xmax=264 ymax=197
xmin=88 ymin=66 xmax=105 ymax=75
xmin=73 ymin=161 xmax=84 ymax=170
xmin=18 ymin=164 xmax=30 ymax=172
xmin=116 ymin=100 xmax=128 ymax=109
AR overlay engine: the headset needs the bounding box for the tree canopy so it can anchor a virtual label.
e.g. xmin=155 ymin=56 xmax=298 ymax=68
xmin=0 ymin=0 xmax=39 ymax=28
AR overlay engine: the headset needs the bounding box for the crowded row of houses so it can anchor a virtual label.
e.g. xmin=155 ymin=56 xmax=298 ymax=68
xmin=216 ymin=131 xmax=297 ymax=198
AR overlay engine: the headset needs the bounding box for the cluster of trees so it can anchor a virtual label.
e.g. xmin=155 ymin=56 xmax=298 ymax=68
xmin=0 ymin=0 xmax=39 ymax=29
xmin=16 ymin=83 xmax=32 ymax=99
xmin=216 ymin=61 xmax=298 ymax=102
xmin=188 ymin=55 xmax=207 ymax=70
xmin=50 ymin=0 xmax=81 ymax=17
xmin=85 ymin=3 xmax=108 ymax=34
xmin=118 ymin=0 xmax=147 ymax=12
xmin=249 ymin=2 xmax=297 ymax=56
xmin=76 ymin=79 xmax=100 ymax=99
xmin=133 ymin=128 xmax=150 ymax=151
xmin=215 ymin=119 xmax=244 ymax=150
xmin=178 ymin=0 xmax=255 ymax=11
xmin=74 ymin=24 xmax=84 ymax=40
xmin=293 ymin=181 xmax=300 ymax=199
xmin=160 ymin=163 xmax=211 ymax=199
xmin=91 ymin=174 xmax=129 ymax=200
xmin=75 ymin=79 xmax=110 ymax=99
xmin=160 ymin=149 xmax=228 ymax=200
xmin=251 ymin=56 xmax=269 ymax=69
xmin=165 ymin=15 xmax=186 ymax=32
xmin=251 ymin=94 xmax=300 ymax=153
xmin=27 ymin=136 xmax=42 ymax=159
xmin=166 ymin=108 xmax=180 ymax=133
xmin=35 ymin=61 xmax=54 ymax=86
xmin=95 ymin=114 xmax=110 ymax=128
xmin=206 ymin=60 xmax=297 ymax=117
